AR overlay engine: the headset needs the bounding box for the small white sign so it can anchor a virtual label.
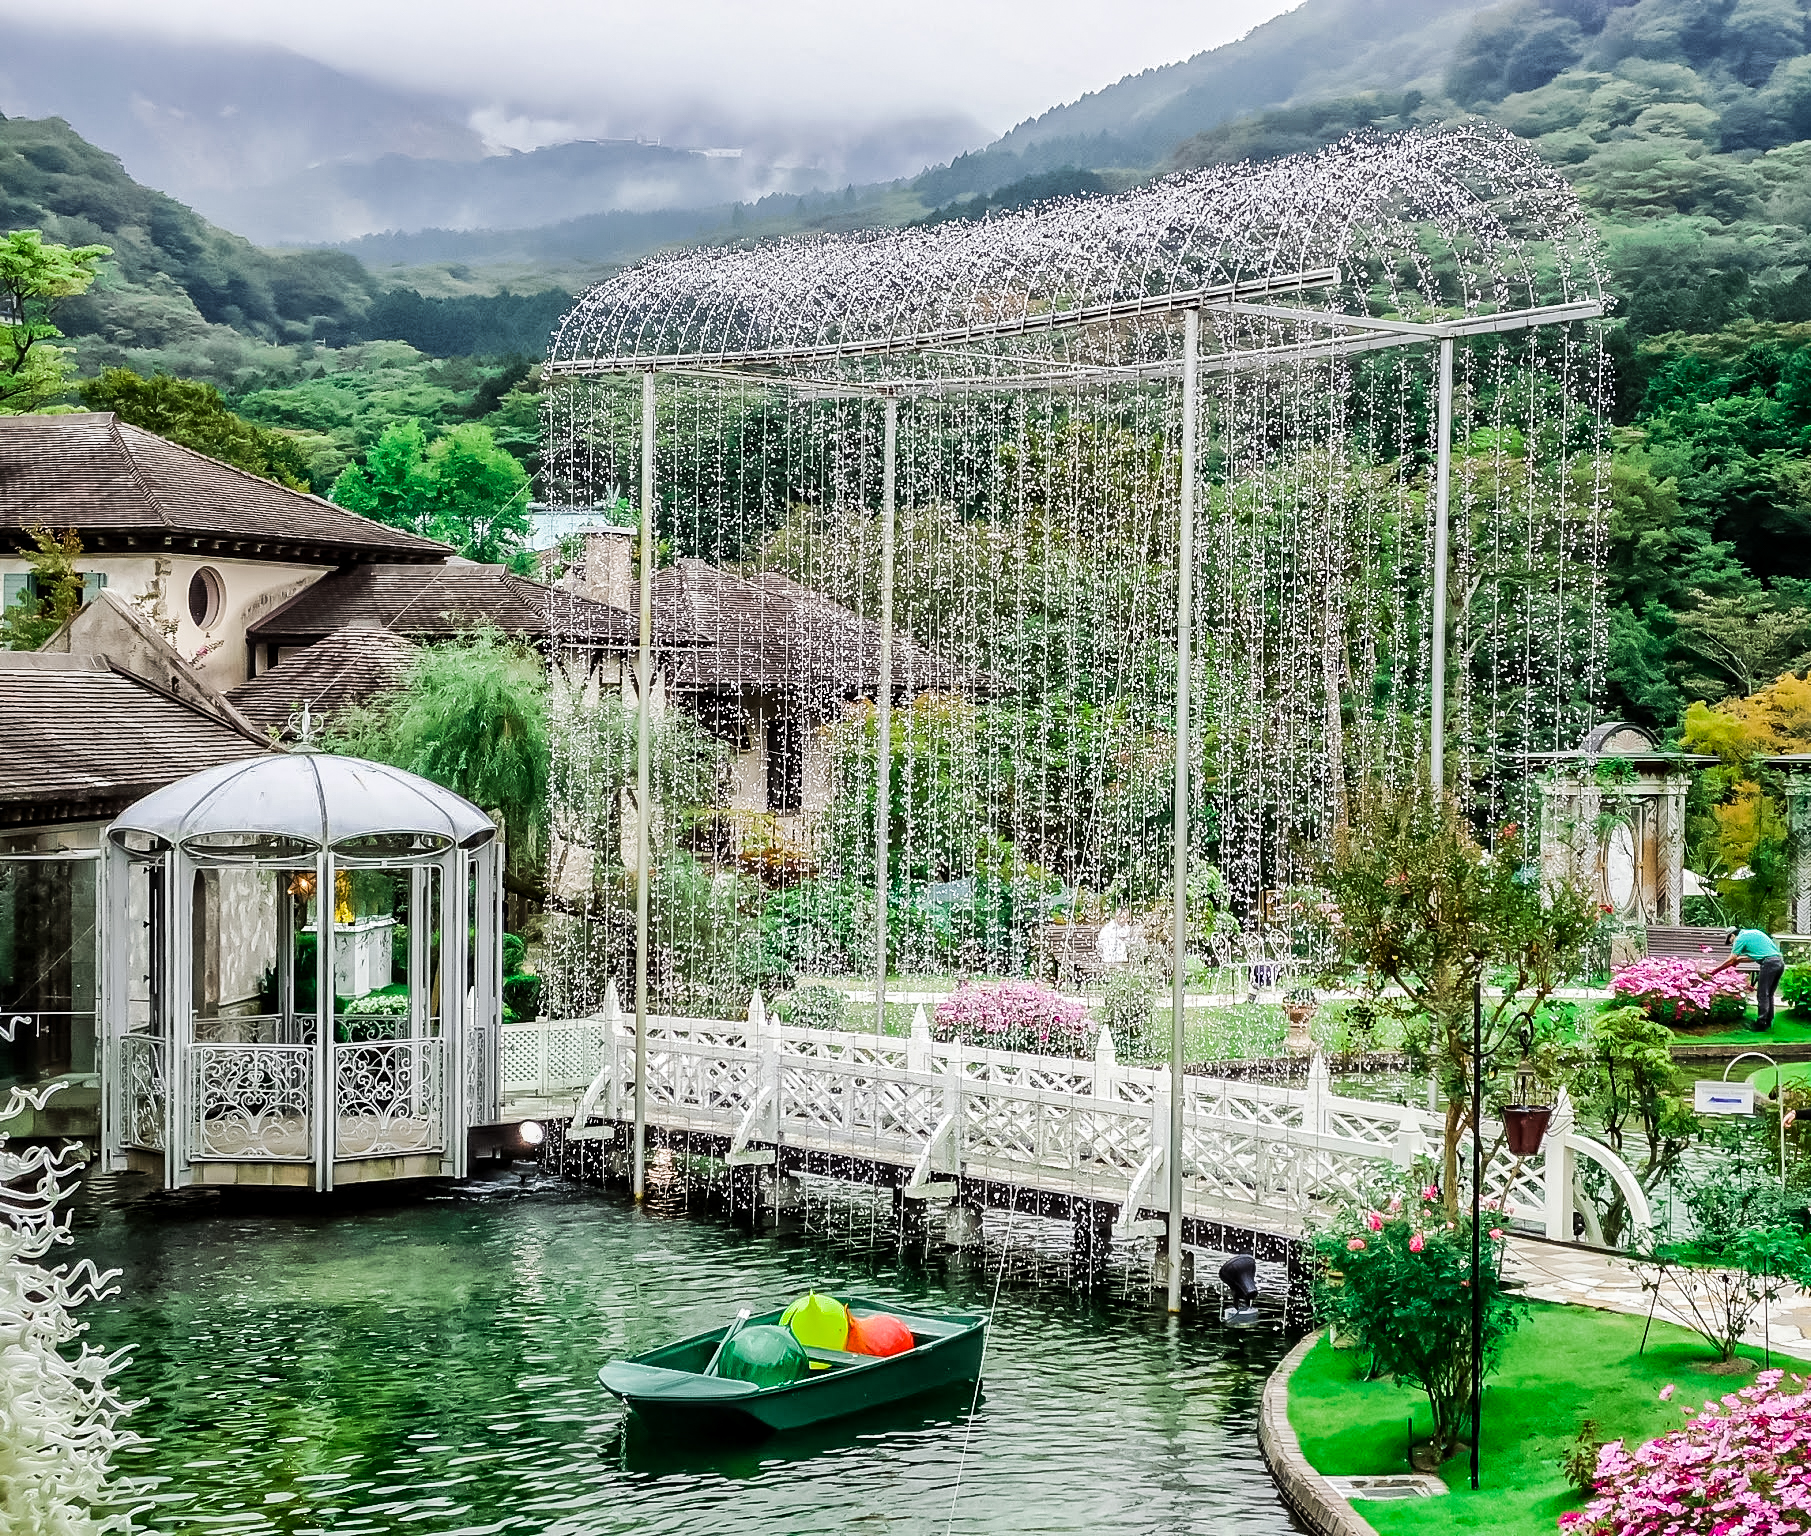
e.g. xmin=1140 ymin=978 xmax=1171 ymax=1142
xmin=1696 ymin=1080 xmax=1756 ymax=1116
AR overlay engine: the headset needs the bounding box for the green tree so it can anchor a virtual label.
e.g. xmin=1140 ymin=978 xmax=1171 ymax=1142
xmin=426 ymin=423 xmax=530 ymax=564
xmin=1307 ymin=778 xmax=1605 ymax=1214
xmin=330 ymin=419 xmax=529 ymax=565
xmin=323 ymin=629 xmax=549 ymax=893
xmin=1559 ymin=1005 xmax=1696 ymax=1246
xmin=0 ymin=229 xmax=109 ymax=413
xmin=80 ymin=369 xmax=311 ymax=490
xmin=0 ymin=524 xmax=85 ymax=649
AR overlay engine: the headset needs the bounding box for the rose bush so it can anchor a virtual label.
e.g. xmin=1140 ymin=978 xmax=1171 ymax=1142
xmin=1610 ymin=956 xmax=1749 ymax=1031
xmin=1312 ymin=1174 xmax=1519 ymax=1462
xmin=1561 ymin=1370 xmax=1811 ymax=1535
xmin=933 ymin=980 xmax=1096 ymax=1057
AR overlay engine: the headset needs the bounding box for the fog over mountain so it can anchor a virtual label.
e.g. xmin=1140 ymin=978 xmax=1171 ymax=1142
xmin=0 ymin=20 xmax=989 ymax=244
xmin=0 ymin=2 xmax=1315 ymax=245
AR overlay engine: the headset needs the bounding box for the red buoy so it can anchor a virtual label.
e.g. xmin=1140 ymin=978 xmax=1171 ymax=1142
xmin=846 ymin=1311 xmax=915 ymax=1357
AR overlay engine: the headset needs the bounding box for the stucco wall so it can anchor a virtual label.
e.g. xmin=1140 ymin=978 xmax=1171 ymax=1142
xmin=0 ymin=554 xmax=325 ymax=692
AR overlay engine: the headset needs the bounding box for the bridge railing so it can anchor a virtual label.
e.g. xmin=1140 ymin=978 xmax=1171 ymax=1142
xmin=502 ymin=987 xmax=1651 ymax=1246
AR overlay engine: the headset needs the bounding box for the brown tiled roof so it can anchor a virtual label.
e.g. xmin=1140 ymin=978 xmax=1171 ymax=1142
xmin=0 ymin=413 xmax=449 ymax=562
xmin=245 ymin=561 xmax=643 ymax=648
xmin=0 ymin=653 xmax=271 ymax=824
xmin=227 ymin=623 xmax=418 ymax=735
xmin=654 ymin=560 xmax=968 ymax=709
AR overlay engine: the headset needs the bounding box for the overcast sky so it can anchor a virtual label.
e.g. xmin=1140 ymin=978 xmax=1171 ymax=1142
xmin=17 ymin=0 xmax=1302 ymax=148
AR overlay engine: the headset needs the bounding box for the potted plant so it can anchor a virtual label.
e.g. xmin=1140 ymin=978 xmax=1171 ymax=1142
xmin=1501 ymin=1059 xmax=1555 ymax=1158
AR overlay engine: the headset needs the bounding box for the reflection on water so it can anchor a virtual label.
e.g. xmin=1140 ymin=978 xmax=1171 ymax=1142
xmin=68 ymin=1166 xmax=1301 ymax=1536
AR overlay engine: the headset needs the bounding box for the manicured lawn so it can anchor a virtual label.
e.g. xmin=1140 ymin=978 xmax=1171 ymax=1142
xmin=1746 ymin=1059 xmax=1811 ymax=1093
xmin=1678 ymin=1011 xmax=1811 ymax=1045
xmin=1288 ymin=1302 xmax=1771 ymax=1535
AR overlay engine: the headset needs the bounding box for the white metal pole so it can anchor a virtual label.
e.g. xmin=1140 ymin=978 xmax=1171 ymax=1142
xmin=1168 ymin=307 xmax=1199 ymax=1315
xmin=876 ymin=394 xmax=898 ymax=1035
xmin=633 ymin=369 xmax=655 ymax=1200
xmin=1430 ymin=337 xmax=1454 ymax=793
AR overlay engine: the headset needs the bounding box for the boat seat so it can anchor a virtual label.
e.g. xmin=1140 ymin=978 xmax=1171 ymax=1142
xmin=801 ymin=1345 xmax=872 ymax=1367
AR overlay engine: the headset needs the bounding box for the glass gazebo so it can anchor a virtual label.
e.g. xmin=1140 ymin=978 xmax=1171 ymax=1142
xmin=100 ymin=754 xmax=503 ymax=1190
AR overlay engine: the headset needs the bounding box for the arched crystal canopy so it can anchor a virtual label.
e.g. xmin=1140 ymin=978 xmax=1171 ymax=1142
xmin=547 ymin=125 xmax=1606 ymax=390
xmin=108 ymin=753 xmax=495 ymax=860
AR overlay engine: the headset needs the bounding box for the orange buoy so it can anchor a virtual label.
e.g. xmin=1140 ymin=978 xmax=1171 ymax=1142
xmin=846 ymin=1310 xmax=915 ymax=1357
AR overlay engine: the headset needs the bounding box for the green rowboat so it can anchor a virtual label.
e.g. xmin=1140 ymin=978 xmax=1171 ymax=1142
xmin=599 ymin=1299 xmax=989 ymax=1436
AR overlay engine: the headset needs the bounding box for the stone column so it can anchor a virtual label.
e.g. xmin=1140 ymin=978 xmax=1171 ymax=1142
xmin=1654 ymin=773 xmax=1690 ymax=925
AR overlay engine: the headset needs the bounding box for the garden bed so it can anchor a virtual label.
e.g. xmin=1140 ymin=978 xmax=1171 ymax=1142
xmin=1285 ymin=1302 xmax=1776 ymax=1535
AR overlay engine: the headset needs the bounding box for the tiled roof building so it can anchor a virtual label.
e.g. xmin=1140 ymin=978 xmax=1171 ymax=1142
xmin=227 ymin=623 xmax=419 ymax=736
xmin=0 ymin=653 xmax=269 ymax=827
xmin=0 ymin=413 xmax=448 ymax=562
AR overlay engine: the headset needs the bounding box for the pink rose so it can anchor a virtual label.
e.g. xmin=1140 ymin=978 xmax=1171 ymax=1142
xmin=1365 ymin=1212 xmax=1383 ymax=1231
xmin=1409 ymin=1232 xmax=1425 ymax=1253
xmin=1347 ymin=1238 xmax=1366 ymax=1251
xmin=1422 ymin=1186 xmax=1438 ymax=1202
xmin=1489 ymin=1228 xmax=1504 ymax=1240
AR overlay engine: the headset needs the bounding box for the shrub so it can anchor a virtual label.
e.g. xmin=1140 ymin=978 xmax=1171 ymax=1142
xmin=1561 ymin=1370 xmax=1811 ymax=1534
xmin=1099 ymin=970 xmax=1156 ymax=1056
xmin=1311 ymin=1174 xmax=1519 ymax=1463
xmin=777 ymin=984 xmax=852 ymax=1032
xmin=1560 ymin=1419 xmax=1604 ymax=1495
xmin=1782 ymin=963 xmax=1811 ymax=1016
xmin=933 ymin=980 xmax=1095 ymax=1057
xmin=1611 ymin=955 xmax=1749 ymax=1030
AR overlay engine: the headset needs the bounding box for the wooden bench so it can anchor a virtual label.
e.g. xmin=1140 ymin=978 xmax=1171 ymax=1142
xmin=1644 ymin=925 xmax=1762 ymax=973
xmin=1034 ymin=923 xmax=1107 ymax=985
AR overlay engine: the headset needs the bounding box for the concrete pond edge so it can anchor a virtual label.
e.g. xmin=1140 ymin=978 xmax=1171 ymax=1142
xmin=1259 ymin=1332 xmax=1380 ymax=1536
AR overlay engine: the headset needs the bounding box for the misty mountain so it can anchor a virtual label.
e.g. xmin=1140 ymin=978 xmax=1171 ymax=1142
xmin=912 ymin=0 xmax=1494 ymax=202
xmin=233 ymin=140 xmax=819 ymax=247
xmin=0 ymin=21 xmax=984 ymax=246
xmin=0 ymin=22 xmax=484 ymax=232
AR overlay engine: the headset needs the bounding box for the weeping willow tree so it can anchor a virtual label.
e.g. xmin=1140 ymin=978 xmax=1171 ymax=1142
xmin=324 ymin=627 xmax=549 ymax=896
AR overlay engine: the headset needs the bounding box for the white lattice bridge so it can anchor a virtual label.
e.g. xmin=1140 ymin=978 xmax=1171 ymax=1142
xmin=502 ymin=989 xmax=1649 ymax=1244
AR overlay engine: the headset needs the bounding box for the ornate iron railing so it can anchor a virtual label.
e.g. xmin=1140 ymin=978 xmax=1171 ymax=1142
xmin=121 ymin=1034 xmax=165 ymax=1152
xmin=332 ymin=1038 xmax=444 ymax=1159
xmin=189 ymin=1043 xmax=312 ymax=1160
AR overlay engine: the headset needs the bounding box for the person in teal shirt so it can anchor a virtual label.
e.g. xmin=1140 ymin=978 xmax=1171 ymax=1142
xmin=1709 ymin=928 xmax=1786 ymax=1030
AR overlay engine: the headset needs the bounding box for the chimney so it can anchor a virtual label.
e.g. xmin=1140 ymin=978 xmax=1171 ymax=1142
xmin=576 ymin=528 xmax=635 ymax=612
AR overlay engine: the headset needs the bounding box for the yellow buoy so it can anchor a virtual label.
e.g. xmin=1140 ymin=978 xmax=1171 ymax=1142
xmin=780 ymin=1290 xmax=849 ymax=1351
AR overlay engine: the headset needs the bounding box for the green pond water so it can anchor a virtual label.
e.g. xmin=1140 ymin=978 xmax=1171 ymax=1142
xmin=69 ymin=1167 xmax=1301 ymax=1536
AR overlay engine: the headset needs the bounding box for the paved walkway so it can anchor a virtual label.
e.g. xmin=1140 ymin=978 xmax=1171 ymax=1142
xmin=1504 ymin=1237 xmax=1811 ymax=1362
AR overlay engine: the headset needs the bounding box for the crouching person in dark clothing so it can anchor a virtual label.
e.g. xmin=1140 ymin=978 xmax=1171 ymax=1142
xmin=1709 ymin=928 xmax=1785 ymax=1030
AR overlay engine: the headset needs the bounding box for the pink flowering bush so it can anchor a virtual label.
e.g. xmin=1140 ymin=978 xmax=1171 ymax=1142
xmin=1561 ymin=1370 xmax=1811 ymax=1535
xmin=933 ymin=980 xmax=1096 ymax=1057
xmin=1312 ymin=1173 xmax=1518 ymax=1461
xmin=1611 ymin=956 xmax=1748 ymax=1031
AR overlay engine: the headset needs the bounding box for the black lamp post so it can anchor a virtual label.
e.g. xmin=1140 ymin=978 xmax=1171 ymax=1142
xmin=1471 ymin=991 xmax=1556 ymax=1492
xmin=1470 ymin=979 xmax=1482 ymax=1492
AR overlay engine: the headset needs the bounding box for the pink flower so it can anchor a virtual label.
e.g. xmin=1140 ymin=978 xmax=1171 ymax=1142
xmin=1347 ymin=1237 xmax=1366 ymax=1251
xmin=1659 ymin=1384 xmax=1675 ymax=1401
xmin=1387 ymin=1195 xmax=1402 ymax=1212
xmin=1422 ymin=1185 xmax=1438 ymax=1202
xmin=1409 ymin=1232 xmax=1425 ymax=1253
xmin=1488 ymin=1228 xmax=1504 ymax=1240
xmin=1365 ymin=1211 xmax=1383 ymax=1231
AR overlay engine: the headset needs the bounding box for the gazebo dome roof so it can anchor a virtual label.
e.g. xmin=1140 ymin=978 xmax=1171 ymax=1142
xmin=109 ymin=752 xmax=495 ymax=861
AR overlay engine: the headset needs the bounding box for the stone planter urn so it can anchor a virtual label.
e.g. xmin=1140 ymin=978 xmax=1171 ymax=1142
xmin=1282 ymin=997 xmax=1317 ymax=1056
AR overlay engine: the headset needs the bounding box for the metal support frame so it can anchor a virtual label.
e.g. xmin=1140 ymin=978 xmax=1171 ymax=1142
xmin=875 ymin=394 xmax=898 ymax=1035
xmin=1431 ymin=337 xmax=1455 ymax=793
xmin=1168 ymin=306 xmax=1200 ymax=1315
xmin=633 ymin=368 xmax=655 ymax=1200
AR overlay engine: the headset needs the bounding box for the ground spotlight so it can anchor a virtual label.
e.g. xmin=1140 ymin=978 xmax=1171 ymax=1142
xmin=1218 ymin=1254 xmax=1260 ymax=1325
xmin=518 ymin=1120 xmax=545 ymax=1148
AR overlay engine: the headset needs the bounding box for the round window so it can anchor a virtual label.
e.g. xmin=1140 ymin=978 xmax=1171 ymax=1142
xmin=188 ymin=567 xmax=223 ymax=628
